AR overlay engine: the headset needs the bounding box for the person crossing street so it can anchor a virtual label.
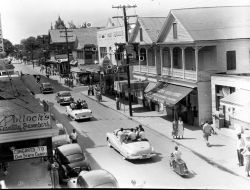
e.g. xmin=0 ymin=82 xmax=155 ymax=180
xmin=70 ymin=129 xmax=78 ymax=143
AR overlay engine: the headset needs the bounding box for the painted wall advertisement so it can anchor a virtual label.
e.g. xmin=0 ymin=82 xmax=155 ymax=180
xmin=0 ymin=14 xmax=4 ymax=53
xmin=0 ymin=112 xmax=51 ymax=134
xmin=13 ymin=146 xmax=48 ymax=160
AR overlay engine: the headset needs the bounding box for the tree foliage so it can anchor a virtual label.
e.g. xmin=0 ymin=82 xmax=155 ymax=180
xmin=3 ymin=38 xmax=14 ymax=56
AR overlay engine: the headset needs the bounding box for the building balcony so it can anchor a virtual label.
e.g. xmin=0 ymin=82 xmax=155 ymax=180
xmin=148 ymin=66 xmax=157 ymax=74
xmin=162 ymin=67 xmax=197 ymax=81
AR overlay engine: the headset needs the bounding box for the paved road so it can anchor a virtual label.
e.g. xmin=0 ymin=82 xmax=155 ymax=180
xmin=15 ymin=63 xmax=250 ymax=189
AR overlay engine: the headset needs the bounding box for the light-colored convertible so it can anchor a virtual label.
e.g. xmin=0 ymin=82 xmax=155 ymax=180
xmin=66 ymin=102 xmax=92 ymax=121
xmin=106 ymin=128 xmax=156 ymax=160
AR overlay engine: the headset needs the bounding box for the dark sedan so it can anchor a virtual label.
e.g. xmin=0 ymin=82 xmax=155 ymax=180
xmin=40 ymin=82 xmax=54 ymax=94
xmin=55 ymin=91 xmax=74 ymax=105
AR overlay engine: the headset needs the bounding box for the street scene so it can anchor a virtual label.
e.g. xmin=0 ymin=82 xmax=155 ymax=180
xmin=1 ymin=0 xmax=250 ymax=189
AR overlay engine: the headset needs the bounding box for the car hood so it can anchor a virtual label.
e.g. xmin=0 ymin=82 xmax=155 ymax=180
xmin=122 ymin=141 xmax=153 ymax=154
xmin=60 ymin=96 xmax=72 ymax=99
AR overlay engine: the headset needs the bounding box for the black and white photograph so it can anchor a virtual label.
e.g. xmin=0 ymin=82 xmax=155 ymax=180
xmin=1 ymin=0 xmax=250 ymax=189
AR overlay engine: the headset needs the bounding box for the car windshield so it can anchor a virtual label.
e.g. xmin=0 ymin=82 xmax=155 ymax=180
xmin=66 ymin=153 xmax=84 ymax=163
xmin=60 ymin=92 xmax=71 ymax=97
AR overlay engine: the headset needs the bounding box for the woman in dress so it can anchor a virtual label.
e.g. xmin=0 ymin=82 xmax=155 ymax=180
xmin=172 ymin=119 xmax=178 ymax=139
xmin=178 ymin=117 xmax=184 ymax=139
xmin=242 ymin=146 xmax=250 ymax=177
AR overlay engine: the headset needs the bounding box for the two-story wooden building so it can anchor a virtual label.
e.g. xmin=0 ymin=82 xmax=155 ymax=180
xmin=130 ymin=6 xmax=250 ymax=126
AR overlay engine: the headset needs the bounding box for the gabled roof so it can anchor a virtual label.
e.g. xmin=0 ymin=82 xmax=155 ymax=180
xmin=74 ymin=28 xmax=98 ymax=49
xmin=49 ymin=29 xmax=76 ymax=43
xmin=106 ymin=17 xmax=123 ymax=28
xmin=49 ymin=27 xmax=98 ymax=48
xmin=159 ymin=6 xmax=250 ymax=42
xmin=130 ymin=17 xmax=166 ymax=43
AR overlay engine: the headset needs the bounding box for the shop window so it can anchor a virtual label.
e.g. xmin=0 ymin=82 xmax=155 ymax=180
xmin=226 ymin=51 xmax=236 ymax=70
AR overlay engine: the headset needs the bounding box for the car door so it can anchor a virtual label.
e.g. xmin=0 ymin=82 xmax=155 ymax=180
xmin=111 ymin=133 xmax=121 ymax=152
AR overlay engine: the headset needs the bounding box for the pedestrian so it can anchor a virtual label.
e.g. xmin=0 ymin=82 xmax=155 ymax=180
xmin=115 ymin=96 xmax=120 ymax=110
xmin=241 ymin=146 xmax=250 ymax=177
xmin=172 ymin=119 xmax=178 ymax=139
xmin=88 ymin=85 xmax=91 ymax=96
xmin=202 ymin=121 xmax=214 ymax=147
xmin=70 ymin=129 xmax=78 ymax=143
xmin=2 ymin=162 xmax=8 ymax=176
xmin=91 ymin=85 xmax=94 ymax=95
xmin=237 ymin=133 xmax=245 ymax=166
xmin=177 ymin=117 xmax=184 ymax=139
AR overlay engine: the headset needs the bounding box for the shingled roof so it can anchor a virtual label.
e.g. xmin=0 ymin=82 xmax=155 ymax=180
xmin=49 ymin=27 xmax=98 ymax=49
xmin=170 ymin=6 xmax=250 ymax=41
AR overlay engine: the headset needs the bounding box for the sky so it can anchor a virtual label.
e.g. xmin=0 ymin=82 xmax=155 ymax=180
xmin=1 ymin=0 xmax=250 ymax=44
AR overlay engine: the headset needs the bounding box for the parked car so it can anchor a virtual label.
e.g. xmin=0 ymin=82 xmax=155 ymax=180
xmin=54 ymin=143 xmax=91 ymax=183
xmin=66 ymin=101 xmax=92 ymax=121
xmin=56 ymin=91 xmax=74 ymax=105
xmin=106 ymin=128 xmax=156 ymax=160
xmin=52 ymin=123 xmax=71 ymax=149
xmin=67 ymin=169 xmax=118 ymax=188
xmin=40 ymin=82 xmax=54 ymax=94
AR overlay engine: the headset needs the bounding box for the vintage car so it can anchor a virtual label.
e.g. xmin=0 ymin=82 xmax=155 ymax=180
xmin=66 ymin=101 xmax=92 ymax=121
xmin=54 ymin=143 xmax=91 ymax=184
xmin=56 ymin=91 xmax=74 ymax=105
xmin=52 ymin=123 xmax=71 ymax=149
xmin=40 ymin=82 xmax=54 ymax=94
xmin=106 ymin=128 xmax=156 ymax=160
xmin=67 ymin=169 xmax=118 ymax=188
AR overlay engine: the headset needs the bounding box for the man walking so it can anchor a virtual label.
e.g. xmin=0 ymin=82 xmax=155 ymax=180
xmin=237 ymin=133 xmax=245 ymax=166
xmin=70 ymin=129 xmax=78 ymax=143
xmin=202 ymin=121 xmax=214 ymax=147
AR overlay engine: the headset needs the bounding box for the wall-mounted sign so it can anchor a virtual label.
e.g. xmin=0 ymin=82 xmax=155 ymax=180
xmin=13 ymin=146 xmax=47 ymax=160
xmin=0 ymin=112 xmax=51 ymax=134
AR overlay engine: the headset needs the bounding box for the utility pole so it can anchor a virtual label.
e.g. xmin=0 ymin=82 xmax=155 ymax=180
xmin=112 ymin=4 xmax=137 ymax=117
xmin=60 ymin=27 xmax=73 ymax=77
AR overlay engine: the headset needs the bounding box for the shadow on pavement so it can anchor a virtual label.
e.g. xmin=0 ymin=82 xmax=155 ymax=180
xmin=129 ymin=152 xmax=163 ymax=164
xmin=209 ymin=144 xmax=226 ymax=147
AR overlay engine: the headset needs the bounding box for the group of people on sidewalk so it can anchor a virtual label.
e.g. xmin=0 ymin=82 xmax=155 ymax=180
xmin=236 ymin=133 xmax=250 ymax=177
xmin=172 ymin=117 xmax=184 ymax=139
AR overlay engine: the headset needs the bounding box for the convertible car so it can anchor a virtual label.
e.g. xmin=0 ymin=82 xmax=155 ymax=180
xmin=66 ymin=102 xmax=92 ymax=121
xmin=106 ymin=128 xmax=156 ymax=160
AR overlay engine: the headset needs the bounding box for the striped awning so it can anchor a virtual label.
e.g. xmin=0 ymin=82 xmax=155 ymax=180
xmin=145 ymin=82 xmax=193 ymax=106
xmin=220 ymin=89 xmax=250 ymax=107
xmin=114 ymin=80 xmax=149 ymax=93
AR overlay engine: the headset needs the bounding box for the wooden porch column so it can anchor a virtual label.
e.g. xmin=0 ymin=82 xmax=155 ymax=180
xmin=181 ymin=47 xmax=185 ymax=79
xmin=138 ymin=47 xmax=141 ymax=72
xmin=195 ymin=47 xmax=199 ymax=81
xmin=160 ymin=47 xmax=163 ymax=77
xmin=146 ymin=48 xmax=149 ymax=74
xmin=170 ymin=47 xmax=173 ymax=76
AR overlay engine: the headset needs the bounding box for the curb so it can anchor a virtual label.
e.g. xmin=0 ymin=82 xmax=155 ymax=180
xmin=82 ymin=91 xmax=249 ymax=180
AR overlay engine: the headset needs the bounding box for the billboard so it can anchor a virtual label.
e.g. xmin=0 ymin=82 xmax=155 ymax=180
xmin=0 ymin=14 xmax=4 ymax=53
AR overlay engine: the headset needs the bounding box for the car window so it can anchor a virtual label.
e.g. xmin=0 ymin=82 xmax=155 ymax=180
xmin=61 ymin=92 xmax=71 ymax=97
xmin=66 ymin=153 xmax=84 ymax=163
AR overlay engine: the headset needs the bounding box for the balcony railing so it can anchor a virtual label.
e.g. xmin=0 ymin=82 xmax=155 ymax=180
xmin=148 ymin=66 xmax=157 ymax=74
xmin=133 ymin=65 xmax=140 ymax=72
xmin=162 ymin=67 xmax=197 ymax=81
xmin=140 ymin=65 xmax=148 ymax=73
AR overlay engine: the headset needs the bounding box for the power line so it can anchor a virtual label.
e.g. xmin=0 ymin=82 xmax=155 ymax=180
xmin=112 ymin=4 xmax=137 ymax=117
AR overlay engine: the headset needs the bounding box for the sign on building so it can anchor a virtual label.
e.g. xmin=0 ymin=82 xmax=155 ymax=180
xmin=13 ymin=146 xmax=48 ymax=160
xmin=0 ymin=14 xmax=4 ymax=53
xmin=0 ymin=112 xmax=51 ymax=134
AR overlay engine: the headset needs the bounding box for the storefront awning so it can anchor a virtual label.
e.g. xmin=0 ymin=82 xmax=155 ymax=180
xmin=145 ymin=82 xmax=193 ymax=106
xmin=220 ymin=89 xmax=250 ymax=108
xmin=114 ymin=80 xmax=149 ymax=93
xmin=144 ymin=82 xmax=159 ymax=93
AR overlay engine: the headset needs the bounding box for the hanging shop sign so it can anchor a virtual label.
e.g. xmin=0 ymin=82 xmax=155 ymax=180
xmin=0 ymin=112 xmax=51 ymax=134
xmin=13 ymin=146 xmax=48 ymax=160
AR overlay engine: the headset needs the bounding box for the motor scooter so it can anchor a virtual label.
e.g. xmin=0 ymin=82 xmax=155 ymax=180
xmin=169 ymin=153 xmax=189 ymax=176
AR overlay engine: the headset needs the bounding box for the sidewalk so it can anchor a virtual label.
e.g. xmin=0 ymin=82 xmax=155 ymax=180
xmin=81 ymin=91 xmax=249 ymax=180
xmin=17 ymin=63 xmax=249 ymax=180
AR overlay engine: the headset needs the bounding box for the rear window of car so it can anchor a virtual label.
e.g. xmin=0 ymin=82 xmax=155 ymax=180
xmin=60 ymin=92 xmax=71 ymax=97
xmin=43 ymin=83 xmax=52 ymax=88
xmin=66 ymin=153 xmax=84 ymax=163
